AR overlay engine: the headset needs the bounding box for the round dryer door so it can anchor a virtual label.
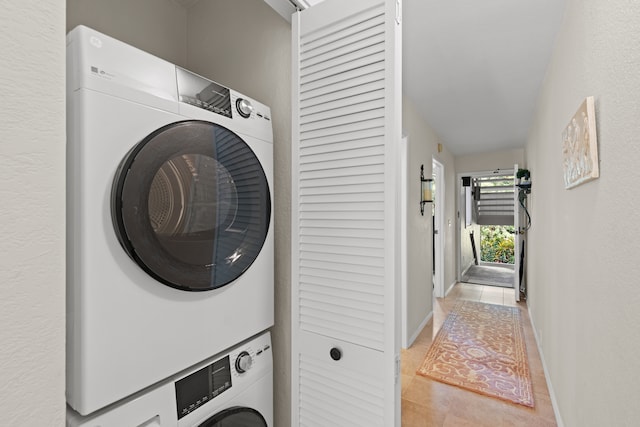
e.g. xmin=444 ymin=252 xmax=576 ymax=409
xmin=112 ymin=120 xmax=271 ymax=291
xmin=198 ymin=407 xmax=267 ymax=427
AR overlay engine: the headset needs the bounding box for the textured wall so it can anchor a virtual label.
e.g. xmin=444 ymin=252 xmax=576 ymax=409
xmin=402 ymin=96 xmax=435 ymax=343
xmin=0 ymin=0 xmax=66 ymax=424
xmin=525 ymin=0 xmax=640 ymax=425
xmin=455 ymin=148 xmax=525 ymax=174
xmin=402 ymin=96 xmax=456 ymax=343
xmin=460 ymin=222 xmax=481 ymax=278
xmin=185 ymin=1 xmax=292 ymax=425
xmin=67 ymin=0 xmax=188 ymax=67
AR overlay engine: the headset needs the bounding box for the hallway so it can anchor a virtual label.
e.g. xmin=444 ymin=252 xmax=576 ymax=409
xmin=401 ymin=283 xmax=557 ymax=426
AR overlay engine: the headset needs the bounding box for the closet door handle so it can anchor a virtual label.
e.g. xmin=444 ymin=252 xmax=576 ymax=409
xmin=330 ymin=347 xmax=342 ymax=361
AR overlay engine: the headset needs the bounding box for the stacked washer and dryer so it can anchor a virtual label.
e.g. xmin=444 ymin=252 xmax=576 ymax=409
xmin=66 ymin=26 xmax=274 ymax=426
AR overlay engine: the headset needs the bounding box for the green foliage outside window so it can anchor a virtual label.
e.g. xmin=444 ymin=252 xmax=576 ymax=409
xmin=480 ymin=225 xmax=515 ymax=264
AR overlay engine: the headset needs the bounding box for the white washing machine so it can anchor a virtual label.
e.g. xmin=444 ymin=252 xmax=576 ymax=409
xmin=67 ymin=332 xmax=273 ymax=427
xmin=66 ymin=26 xmax=274 ymax=415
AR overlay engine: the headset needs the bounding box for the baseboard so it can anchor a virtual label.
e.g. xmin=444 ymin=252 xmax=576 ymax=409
xmin=406 ymin=310 xmax=433 ymax=348
xmin=460 ymin=261 xmax=474 ymax=279
xmin=528 ymin=306 xmax=565 ymax=427
xmin=445 ymin=281 xmax=456 ymax=296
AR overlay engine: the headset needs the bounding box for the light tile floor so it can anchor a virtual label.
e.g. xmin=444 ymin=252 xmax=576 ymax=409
xmin=401 ymin=283 xmax=557 ymax=426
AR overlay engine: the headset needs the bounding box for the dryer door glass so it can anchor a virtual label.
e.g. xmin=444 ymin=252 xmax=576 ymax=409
xmin=112 ymin=120 xmax=271 ymax=291
xmin=198 ymin=407 xmax=267 ymax=427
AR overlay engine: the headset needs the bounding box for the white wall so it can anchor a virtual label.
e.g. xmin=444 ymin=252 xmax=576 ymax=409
xmin=460 ymin=221 xmax=480 ymax=277
xmin=402 ymin=96 xmax=456 ymax=342
xmin=0 ymin=1 xmax=66 ymax=424
xmin=455 ymin=147 xmax=524 ymax=174
xmin=525 ymin=0 xmax=640 ymax=425
xmin=402 ymin=96 xmax=435 ymax=342
xmin=185 ymin=1 xmax=292 ymax=426
xmin=67 ymin=0 xmax=188 ymax=67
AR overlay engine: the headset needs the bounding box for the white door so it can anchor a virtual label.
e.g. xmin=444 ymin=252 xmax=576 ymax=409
xmin=513 ymin=164 xmax=521 ymax=302
xmin=432 ymin=158 xmax=445 ymax=298
xmin=401 ymin=137 xmax=408 ymax=348
xmin=291 ymin=0 xmax=402 ymax=425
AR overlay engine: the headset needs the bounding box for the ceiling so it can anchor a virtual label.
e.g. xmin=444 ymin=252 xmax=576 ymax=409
xmin=403 ymin=0 xmax=566 ymax=156
xmin=180 ymin=0 xmax=567 ymax=157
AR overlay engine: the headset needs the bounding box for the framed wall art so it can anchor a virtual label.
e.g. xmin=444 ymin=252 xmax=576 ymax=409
xmin=562 ymin=96 xmax=599 ymax=189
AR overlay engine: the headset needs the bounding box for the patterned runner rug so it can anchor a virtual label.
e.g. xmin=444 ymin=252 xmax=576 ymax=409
xmin=417 ymin=300 xmax=534 ymax=407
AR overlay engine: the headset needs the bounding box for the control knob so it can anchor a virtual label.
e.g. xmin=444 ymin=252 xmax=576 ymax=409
xmin=235 ymin=351 xmax=253 ymax=373
xmin=236 ymin=98 xmax=253 ymax=118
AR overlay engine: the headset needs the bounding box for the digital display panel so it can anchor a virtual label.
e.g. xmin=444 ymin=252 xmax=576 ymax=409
xmin=175 ymin=355 xmax=232 ymax=419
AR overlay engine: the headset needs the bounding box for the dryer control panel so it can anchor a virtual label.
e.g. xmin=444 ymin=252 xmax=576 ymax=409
xmin=175 ymin=356 xmax=232 ymax=420
xmin=176 ymin=67 xmax=232 ymax=118
xmin=173 ymin=332 xmax=272 ymax=421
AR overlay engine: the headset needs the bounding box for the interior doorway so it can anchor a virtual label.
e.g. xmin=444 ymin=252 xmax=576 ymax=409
xmin=457 ymin=170 xmax=516 ymax=290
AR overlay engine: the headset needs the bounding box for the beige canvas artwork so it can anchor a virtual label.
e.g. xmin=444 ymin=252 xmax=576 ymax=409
xmin=562 ymin=96 xmax=599 ymax=189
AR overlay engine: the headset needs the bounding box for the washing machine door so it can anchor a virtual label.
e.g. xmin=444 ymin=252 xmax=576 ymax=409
xmin=112 ymin=120 xmax=271 ymax=291
xmin=198 ymin=407 xmax=267 ymax=427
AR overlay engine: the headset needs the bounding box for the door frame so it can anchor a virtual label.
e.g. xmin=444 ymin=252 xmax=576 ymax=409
xmin=400 ymin=137 xmax=408 ymax=348
xmin=455 ymin=169 xmax=515 ymax=282
xmin=432 ymin=158 xmax=445 ymax=298
xmin=513 ymin=163 xmax=522 ymax=302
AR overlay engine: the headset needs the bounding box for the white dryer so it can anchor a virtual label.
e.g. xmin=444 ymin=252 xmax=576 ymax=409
xmin=66 ymin=26 xmax=273 ymax=415
xmin=67 ymin=332 xmax=273 ymax=427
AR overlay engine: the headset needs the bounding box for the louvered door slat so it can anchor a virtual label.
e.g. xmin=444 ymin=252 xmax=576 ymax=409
xmin=300 ymin=155 xmax=383 ymax=169
xmin=299 ymin=208 xmax=385 ymax=220
xmin=300 ymin=267 xmax=383 ymax=286
xmin=301 ymin=282 xmax=384 ymax=303
xmin=300 ymin=108 xmax=384 ymax=134
xmin=300 ymin=218 xmax=384 ymax=230
xmin=301 ymin=91 xmax=384 ymax=118
xmin=301 ymin=249 xmax=383 ymax=265
xmin=301 ymin=51 xmax=386 ymax=87
xmin=299 ymin=235 xmax=383 ymax=250
xmin=301 ymin=70 xmax=385 ymax=100
xmin=300 ymin=288 xmax=384 ymax=310
xmin=300 ymin=146 xmax=384 ymax=165
xmin=300 ymin=277 xmax=384 ymax=299
xmin=302 ymin=35 xmax=385 ymax=77
xmin=300 ymin=322 xmax=383 ymax=350
xmin=301 ymin=98 xmax=385 ymax=127
xmin=301 ymin=137 xmax=383 ymax=158
xmin=300 ymin=165 xmax=385 ymax=183
xmin=301 ymin=245 xmax=385 ymax=260
xmin=300 ymin=188 xmax=384 ymax=200
xmin=300 ymin=305 xmax=383 ymax=331
xmin=300 ymin=81 xmax=384 ymax=110
xmin=300 ymin=6 xmax=385 ymax=54
xmin=301 ymin=61 xmax=385 ymax=94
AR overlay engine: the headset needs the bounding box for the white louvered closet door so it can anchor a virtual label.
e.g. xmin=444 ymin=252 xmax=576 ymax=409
xmin=292 ymin=1 xmax=402 ymax=426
